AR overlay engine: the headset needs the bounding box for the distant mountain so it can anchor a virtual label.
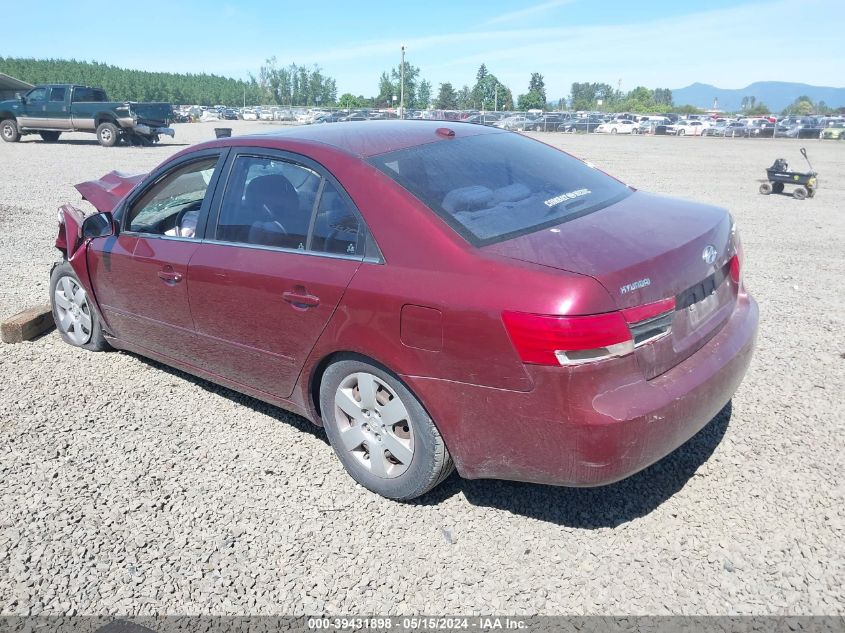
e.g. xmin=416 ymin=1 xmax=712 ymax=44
xmin=671 ymin=82 xmax=845 ymax=112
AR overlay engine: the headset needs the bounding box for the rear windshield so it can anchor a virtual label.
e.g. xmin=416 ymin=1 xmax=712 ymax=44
xmin=368 ymin=131 xmax=631 ymax=246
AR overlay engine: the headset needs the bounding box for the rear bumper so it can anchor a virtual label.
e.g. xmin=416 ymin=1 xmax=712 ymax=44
xmin=134 ymin=124 xmax=175 ymax=138
xmin=403 ymin=292 xmax=758 ymax=487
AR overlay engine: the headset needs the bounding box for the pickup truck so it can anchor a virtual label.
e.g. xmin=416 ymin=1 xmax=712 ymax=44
xmin=0 ymin=84 xmax=175 ymax=146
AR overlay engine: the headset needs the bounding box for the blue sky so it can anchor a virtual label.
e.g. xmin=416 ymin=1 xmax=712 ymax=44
xmin=2 ymin=0 xmax=842 ymax=99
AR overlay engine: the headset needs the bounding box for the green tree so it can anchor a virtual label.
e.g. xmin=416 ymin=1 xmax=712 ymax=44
xmin=390 ymin=61 xmax=420 ymax=109
xmin=746 ymin=102 xmax=771 ymax=116
xmin=517 ymin=72 xmax=546 ymax=110
xmin=435 ymin=82 xmax=458 ymax=109
xmin=376 ymin=72 xmax=395 ymax=107
xmin=517 ymin=91 xmax=545 ymax=110
xmin=528 ymin=73 xmax=546 ymax=103
xmin=471 ymin=72 xmax=512 ymax=110
xmin=338 ymin=93 xmax=368 ymax=108
xmin=783 ymin=95 xmax=815 ymax=116
xmin=457 ymin=85 xmax=472 ymax=109
xmin=417 ymin=79 xmax=432 ymax=109
xmin=676 ymin=104 xmax=705 ymax=115
xmin=0 ymin=55 xmax=268 ymax=105
xmin=476 ymin=64 xmax=488 ymax=84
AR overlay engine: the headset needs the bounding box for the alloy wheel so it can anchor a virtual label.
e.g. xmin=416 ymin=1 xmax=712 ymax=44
xmin=54 ymin=276 xmax=93 ymax=345
xmin=333 ymin=372 xmax=414 ymax=478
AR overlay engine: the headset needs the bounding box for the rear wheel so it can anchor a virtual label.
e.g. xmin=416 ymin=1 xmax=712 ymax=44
xmin=1 ymin=118 xmax=20 ymax=142
xmin=793 ymin=186 xmax=808 ymax=200
xmin=772 ymin=181 xmax=784 ymax=194
xmin=759 ymin=182 xmax=773 ymax=195
xmin=320 ymin=358 xmax=454 ymax=500
xmin=50 ymin=261 xmax=109 ymax=351
xmin=39 ymin=131 xmax=61 ymax=143
xmin=96 ymin=122 xmax=119 ymax=147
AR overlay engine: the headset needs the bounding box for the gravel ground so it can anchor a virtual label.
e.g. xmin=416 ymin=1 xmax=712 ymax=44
xmin=0 ymin=122 xmax=843 ymax=616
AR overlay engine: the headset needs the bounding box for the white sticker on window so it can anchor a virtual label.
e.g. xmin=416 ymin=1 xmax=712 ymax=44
xmin=544 ymin=188 xmax=592 ymax=209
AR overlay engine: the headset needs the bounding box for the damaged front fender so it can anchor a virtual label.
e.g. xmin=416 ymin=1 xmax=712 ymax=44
xmin=55 ymin=204 xmax=86 ymax=259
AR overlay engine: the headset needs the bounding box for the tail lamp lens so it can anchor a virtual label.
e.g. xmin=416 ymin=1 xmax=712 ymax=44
xmin=729 ymin=255 xmax=741 ymax=283
xmin=503 ymin=297 xmax=678 ymax=367
xmin=502 ymin=311 xmax=633 ymax=366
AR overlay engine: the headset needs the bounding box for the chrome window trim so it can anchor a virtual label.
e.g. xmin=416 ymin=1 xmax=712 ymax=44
xmin=200 ymin=237 xmax=383 ymax=264
xmin=118 ymin=231 xmax=199 ymax=243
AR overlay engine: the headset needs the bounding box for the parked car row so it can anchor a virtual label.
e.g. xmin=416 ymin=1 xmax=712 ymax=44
xmin=170 ymin=103 xmax=845 ymax=140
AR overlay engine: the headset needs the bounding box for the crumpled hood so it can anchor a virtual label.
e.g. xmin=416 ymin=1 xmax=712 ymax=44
xmin=75 ymin=171 xmax=146 ymax=212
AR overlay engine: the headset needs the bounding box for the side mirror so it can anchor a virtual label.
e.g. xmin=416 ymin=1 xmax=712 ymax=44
xmin=81 ymin=212 xmax=115 ymax=240
xmin=16 ymin=93 xmax=25 ymax=103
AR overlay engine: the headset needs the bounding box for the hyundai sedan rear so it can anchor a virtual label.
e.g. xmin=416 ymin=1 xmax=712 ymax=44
xmin=52 ymin=121 xmax=758 ymax=500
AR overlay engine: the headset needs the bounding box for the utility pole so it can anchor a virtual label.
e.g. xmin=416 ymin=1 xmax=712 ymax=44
xmin=400 ymin=44 xmax=406 ymax=119
xmin=494 ymin=85 xmax=498 ymax=112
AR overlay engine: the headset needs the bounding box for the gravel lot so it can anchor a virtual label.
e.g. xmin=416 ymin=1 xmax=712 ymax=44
xmin=1 ymin=122 xmax=843 ymax=616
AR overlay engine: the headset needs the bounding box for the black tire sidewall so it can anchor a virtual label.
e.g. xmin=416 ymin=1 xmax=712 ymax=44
xmin=319 ymin=358 xmax=445 ymax=500
xmin=1 ymin=119 xmax=20 ymax=142
xmin=49 ymin=261 xmax=108 ymax=351
xmin=97 ymin=122 xmax=119 ymax=147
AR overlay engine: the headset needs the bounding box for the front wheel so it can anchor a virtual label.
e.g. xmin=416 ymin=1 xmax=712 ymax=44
xmin=320 ymin=358 xmax=454 ymax=500
xmin=759 ymin=182 xmax=773 ymax=195
xmin=793 ymin=186 xmax=808 ymax=200
xmin=96 ymin=122 xmax=120 ymax=147
xmin=1 ymin=118 xmax=20 ymax=142
xmin=50 ymin=261 xmax=109 ymax=351
xmin=678 ymin=129 xmax=686 ymax=136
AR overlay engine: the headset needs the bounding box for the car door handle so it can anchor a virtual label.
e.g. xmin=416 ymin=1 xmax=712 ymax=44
xmin=157 ymin=269 xmax=183 ymax=283
xmin=283 ymin=290 xmax=320 ymax=308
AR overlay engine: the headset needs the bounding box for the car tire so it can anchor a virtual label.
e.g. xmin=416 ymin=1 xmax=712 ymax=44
xmin=96 ymin=122 xmax=120 ymax=147
xmin=610 ymin=128 xmax=617 ymax=134
xmin=1 ymin=118 xmax=21 ymax=142
xmin=50 ymin=261 xmax=109 ymax=351
xmin=678 ymin=129 xmax=686 ymax=136
xmin=39 ymin=131 xmax=61 ymax=143
xmin=320 ymin=357 xmax=454 ymax=500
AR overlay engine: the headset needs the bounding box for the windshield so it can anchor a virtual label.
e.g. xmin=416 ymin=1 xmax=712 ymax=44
xmin=368 ymin=131 xmax=632 ymax=246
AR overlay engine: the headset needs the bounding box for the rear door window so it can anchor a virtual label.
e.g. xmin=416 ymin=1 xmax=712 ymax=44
xmin=215 ymin=155 xmax=322 ymax=249
xmin=211 ymin=153 xmax=369 ymax=259
xmin=368 ymin=132 xmax=632 ymax=246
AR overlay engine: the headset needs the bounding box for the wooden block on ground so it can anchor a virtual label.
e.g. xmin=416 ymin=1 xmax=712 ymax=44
xmin=1 ymin=304 xmax=55 ymax=343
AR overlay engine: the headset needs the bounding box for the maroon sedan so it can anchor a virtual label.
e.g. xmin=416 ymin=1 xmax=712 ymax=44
xmin=51 ymin=121 xmax=758 ymax=500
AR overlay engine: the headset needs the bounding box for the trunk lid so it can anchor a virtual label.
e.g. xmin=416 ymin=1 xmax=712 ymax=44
xmin=75 ymin=171 xmax=146 ymax=213
xmin=484 ymin=191 xmax=738 ymax=378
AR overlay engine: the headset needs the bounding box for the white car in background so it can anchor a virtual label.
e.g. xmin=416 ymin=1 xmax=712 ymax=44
xmin=595 ymin=119 xmax=637 ymax=134
xmin=241 ymin=109 xmax=258 ymax=121
xmin=669 ymin=120 xmax=710 ymax=136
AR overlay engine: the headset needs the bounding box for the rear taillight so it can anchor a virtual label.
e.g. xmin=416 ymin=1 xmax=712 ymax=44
xmin=729 ymin=255 xmax=741 ymax=284
xmin=503 ymin=298 xmax=677 ymax=367
xmin=620 ymin=297 xmax=676 ymax=323
xmin=729 ymin=217 xmax=743 ymax=285
xmin=502 ymin=311 xmax=632 ymax=366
